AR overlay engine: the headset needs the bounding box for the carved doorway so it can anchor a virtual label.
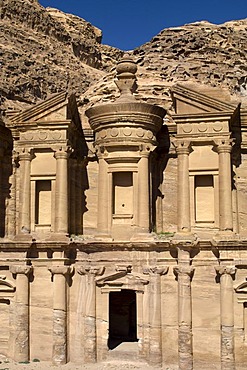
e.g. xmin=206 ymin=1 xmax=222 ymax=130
xmin=108 ymin=289 xmax=137 ymax=349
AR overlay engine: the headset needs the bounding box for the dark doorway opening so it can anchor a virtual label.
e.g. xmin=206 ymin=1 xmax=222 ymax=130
xmin=108 ymin=289 xmax=138 ymax=349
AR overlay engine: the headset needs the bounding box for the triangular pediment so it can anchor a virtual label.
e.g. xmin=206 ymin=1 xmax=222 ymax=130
xmin=10 ymin=92 xmax=68 ymax=124
xmin=171 ymin=84 xmax=237 ymax=114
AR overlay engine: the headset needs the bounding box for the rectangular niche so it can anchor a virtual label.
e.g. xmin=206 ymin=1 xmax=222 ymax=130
xmin=113 ymin=172 xmax=133 ymax=216
xmin=35 ymin=180 xmax=52 ymax=225
xmin=195 ymin=175 xmax=214 ymax=223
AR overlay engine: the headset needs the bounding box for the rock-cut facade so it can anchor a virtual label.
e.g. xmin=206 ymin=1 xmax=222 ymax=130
xmin=0 ymin=55 xmax=247 ymax=370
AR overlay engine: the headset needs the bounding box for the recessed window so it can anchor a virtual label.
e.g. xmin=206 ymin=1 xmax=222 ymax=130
xmin=113 ymin=172 xmax=133 ymax=215
xmin=195 ymin=175 xmax=214 ymax=223
xmin=35 ymin=180 xmax=51 ymax=225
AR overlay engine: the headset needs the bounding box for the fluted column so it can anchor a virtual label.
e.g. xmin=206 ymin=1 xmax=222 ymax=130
xmin=49 ymin=266 xmax=72 ymax=365
xmin=54 ymin=149 xmax=69 ymax=234
xmin=174 ymin=140 xmax=191 ymax=233
xmin=215 ymin=266 xmax=236 ymax=370
xmin=138 ymin=151 xmax=150 ymax=232
xmin=97 ymin=150 xmax=109 ymax=236
xmin=10 ymin=265 xmax=32 ymax=362
xmin=174 ymin=258 xmax=194 ymax=370
xmin=215 ymin=140 xmax=233 ymax=231
xmin=78 ymin=266 xmax=104 ymax=363
xmin=18 ymin=150 xmax=32 ymax=234
xmin=143 ymin=266 xmax=168 ymax=366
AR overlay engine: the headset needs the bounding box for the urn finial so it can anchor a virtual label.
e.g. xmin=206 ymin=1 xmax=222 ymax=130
xmin=115 ymin=54 xmax=137 ymax=101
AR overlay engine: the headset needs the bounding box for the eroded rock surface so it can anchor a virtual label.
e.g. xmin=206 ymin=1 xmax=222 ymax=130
xmin=0 ymin=0 xmax=122 ymax=112
xmin=0 ymin=1 xmax=247 ymax=116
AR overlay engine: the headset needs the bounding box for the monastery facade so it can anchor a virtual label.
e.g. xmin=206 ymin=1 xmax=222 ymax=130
xmin=0 ymin=56 xmax=247 ymax=369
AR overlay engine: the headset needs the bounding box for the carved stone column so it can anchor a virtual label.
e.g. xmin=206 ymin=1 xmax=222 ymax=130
xmin=215 ymin=266 xmax=236 ymax=370
xmin=143 ymin=265 xmax=168 ymax=366
xmin=174 ymin=263 xmax=194 ymax=370
xmin=215 ymin=140 xmax=233 ymax=231
xmin=54 ymin=149 xmax=69 ymax=234
xmin=138 ymin=150 xmax=150 ymax=232
xmin=75 ymin=159 xmax=83 ymax=235
xmin=174 ymin=140 xmax=191 ymax=233
xmin=78 ymin=266 xmax=104 ymax=363
xmin=49 ymin=266 xmax=72 ymax=365
xmin=96 ymin=149 xmax=109 ymax=236
xmin=7 ymin=155 xmax=17 ymax=237
xmin=69 ymin=158 xmax=77 ymax=235
xmin=10 ymin=265 xmax=32 ymax=362
xmin=18 ymin=150 xmax=32 ymax=234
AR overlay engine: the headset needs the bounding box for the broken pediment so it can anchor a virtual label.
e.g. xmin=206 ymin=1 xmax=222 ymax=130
xmin=10 ymin=92 xmax=68 ymax=124
xmin=0 ymin=276 xmax=15 ymax=294
xmin=234 ymin=279 xmax=247 ymax=303
xmin=171 ymin=84 xmax=237 ymax=114
xmin=96 ymin=270 xmax=149 ymax=293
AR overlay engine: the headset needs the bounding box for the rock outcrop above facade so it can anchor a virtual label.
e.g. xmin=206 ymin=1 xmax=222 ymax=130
xmin=0 ymin=0 xmax=122 ymax=112
xmin=1 ymin=0 xmax=247 ymax=115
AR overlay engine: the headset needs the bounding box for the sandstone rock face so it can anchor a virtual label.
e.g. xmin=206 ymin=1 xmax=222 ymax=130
xmin=1 ymin=0 xmax=246 ymax=116
xmin=0 ymin=0 xmax=122 ymax=112
xmin=134 ymin=20 xmax=247 ymax=100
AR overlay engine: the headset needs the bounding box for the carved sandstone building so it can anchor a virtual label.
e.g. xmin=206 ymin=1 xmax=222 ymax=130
xmin=0 ymin=56 xmax=247 ymax=370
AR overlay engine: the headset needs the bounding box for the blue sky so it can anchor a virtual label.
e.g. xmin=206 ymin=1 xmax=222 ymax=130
xmin=39 ymin=0 xmax=247 ymax=50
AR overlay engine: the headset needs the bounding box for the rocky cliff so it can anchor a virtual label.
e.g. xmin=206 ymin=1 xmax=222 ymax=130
xmin=0 ymin=0 xmax=122 ymax=112
xmin=0 ymin=0 xmax=246 ymax=116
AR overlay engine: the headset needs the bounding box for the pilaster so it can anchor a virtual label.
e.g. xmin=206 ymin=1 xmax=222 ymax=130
xmin=174 ymin=252 xmax=194 ymax=370
xmin=10 ymin=265 xmax=33 ymax=362
xmin=54 ymin=148 xmax=70 ymax=235
xmin=49 ymin=265 xmax=73 ymax=365
xmin=18 ymin=149 xmax=33 ymax=236
xmin=174 ymin=140 xmax=192 ymax=233
xmin=143 ymin=265 xmax=168 ymax=366
xmin=138 ymin=149 xmax=151 ymax=232
xmin=215 ymin=266 xmax=236 ymax=370
xmin=215 ymin=139 xmax=233 ymax=232
xmin=77 ymin=266 xmax=105 ymax=363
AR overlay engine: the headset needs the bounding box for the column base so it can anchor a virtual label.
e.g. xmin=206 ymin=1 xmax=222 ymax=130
xmin=130 ymin=232 xmax=154 ymax=242
xmin=48 ymin=233 xmax=70 ymax=242
xmin=213 ymin=230 xmax=239 ymax=243
xmin=14 ymin=233 xmax=35 ymax=242
xmin=172 ymin=232 xmax=197 ymax=244
xmin=94 ymin=233 xmax=113 ymax=241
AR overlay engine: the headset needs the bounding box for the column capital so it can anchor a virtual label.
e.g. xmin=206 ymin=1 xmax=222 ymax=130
xmin=10 ymin=265 xmax=33 ymax=276
xmin=173 ymin=139 xmax=192 ymax=155
xmin=54 ymin=148 xmax=70 ymax=160
xmin=49 ymin=265 xmax=73 ymax=276
xmin=174 ymin=265 xmax=195 ymax=277
xmin=95 ymin=145 xmax=108 ymax=159
xmin=215 ymin=265 xmax=236 ymax=277
xmin=214 ymin=138 xmax=233 ymax=154
xmin=139 ymin=143 xmax=153 ymax=157
xmin=18 ymin=149 xmax=33 ymax=161
xmin=143 ymin=265 xmax=169 ymax=276
xmin=77 ymin=265 xmax=105 ymax=276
